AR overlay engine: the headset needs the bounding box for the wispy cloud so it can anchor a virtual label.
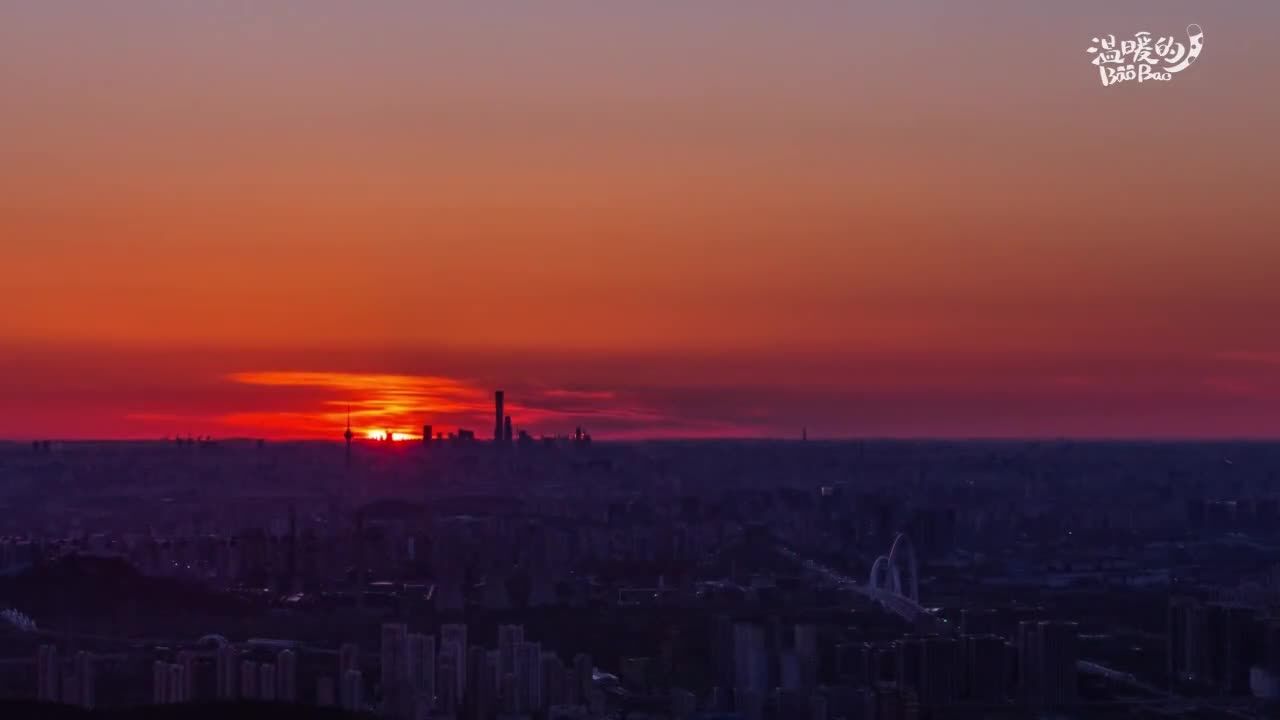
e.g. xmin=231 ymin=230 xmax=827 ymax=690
xmin=217 ymin=370 xmax=757 ymax=440
xmin=223 ymin=371 xmax=489 ymax=438
xmin=539 ymin=388 xmax=617 ymax=401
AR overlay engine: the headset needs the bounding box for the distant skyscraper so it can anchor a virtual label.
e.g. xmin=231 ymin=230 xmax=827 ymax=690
xmin=919 ymin=636 xmax=960 ymax=707
xmin=504 ymin=416 xmax=513 ymax=445
xmin=499 ymin=671 xmax=517 ymax=714
xmin=518 ymin=640 xmax=543 ymax=711
xmin=436 ymin=653 xmax=457 ymax=716
xmin=1037 ymin=622 xmax=1078 ymax=706
xmin=622 ymin=656 xmax=650 ymax=693
xmin=485 ymin=650 xmax=502 ymax=714
xmin=498 ymin=625 xmax=523 ymax=677
xmin=572 ymin=652 xmax=593 ymax=704
xmin=712 ymin=616 xmax=735 ymax=692
xmin=422 ymin=425 xmax=432 ymax=446
xmin=734 ymin=623 xmax=768 ymax=693
xmin=340 ymin=642 xmax=360 ymax=679
xmin=794 ymin=624 xmax=818 ymax=689
xmin=60 ymin=665 xmax=81 ymax=706
xmin=168 ymin=663 xmax=186 ymax=704
xmin=344 ymin=406 xmax=354 ymax=468
xmin=1019 ymin=621 xmax=1078 ymax=707
xmin=1016 ymin=621 xmax=1041 ymax=705
xmin=259 ymin=663 xmax=277 ymax=702
xmin=1168 ymin=596 xmax=1198 ymax=685
xmin=342 ymin=669 xmax=364 ymax=712
xmin=406 ymin=633 xmax=435 ymax=710
xmin=381 ymin=623 xmax=409 ymax=718
xmin=277 ymin=649 xmax=297 ymax=703
xmin=240 ymin=660 xmax=259 ymax=701
xmin=542 ymin=651 xmax=566 ymax=709
xmin=441 ymin=623 xmax=468 ymax=699
xmin=1202 ymin=601 xmax=1256 ymax=695
xmin=494 ymin=391 xmax=505 ymax=444
xmin=895 ymin=637 xmax=924 ymax=695
xmin=287 ymin=505 xmax=299 ymax=592
xmin=963 ymin=634 xmax=1009 ymax=702
xmin=74 ymin=651 xmax=95 ymax=710
xmin=465 ymin=645 xmax=486 ymax=717
xmin=37 ymin=644 xmax=58 ymax=702
xmin=216 ymin=646 xmax=239 ymax=700
xmin=175 ymin=651 xmax=196 ymax=702
xmin=153 ymin=661 xmax=169 ymax=705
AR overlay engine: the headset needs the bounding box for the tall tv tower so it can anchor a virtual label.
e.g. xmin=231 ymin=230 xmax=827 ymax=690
xmin=494 ymin=390 xmax=505 ymax=446
xmin=344 ymin=405 xmax=354 ymax=469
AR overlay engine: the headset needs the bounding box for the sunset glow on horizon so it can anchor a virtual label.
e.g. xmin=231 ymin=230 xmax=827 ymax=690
xmin=366 ymin=430 xmax=415 ymax=443
xmin=3 ymin=2 xmax=1279 ymax=440
xmin=222 ymin=370 xmax=607 ymax=441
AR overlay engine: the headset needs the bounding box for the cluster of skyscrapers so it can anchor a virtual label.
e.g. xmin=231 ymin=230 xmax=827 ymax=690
xmin=704 ymin=613 xmax=1080 ymax=719
xmin=1167 ymin=596 xmax=1266 ymax=696
xmin=35 ymin=645 xmax=95 ymax=709
xmin=400 ymin=390 xmax=588 ymax=449
xmin=38 ymin=621 xmax=600 ymax=717
xmin=375 ymin=621 xmax=597 ymax=719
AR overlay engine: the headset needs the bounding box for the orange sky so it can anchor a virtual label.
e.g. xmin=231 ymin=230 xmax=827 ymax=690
xmin=3 ymin=2 xmax=1279 ymax=439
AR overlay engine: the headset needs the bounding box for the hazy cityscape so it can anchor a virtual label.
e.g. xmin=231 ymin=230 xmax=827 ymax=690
xmin=2 ymin=390 xmax=1279 ymax=718
xmin=5 ymin=2 xmax=1278 ymax=719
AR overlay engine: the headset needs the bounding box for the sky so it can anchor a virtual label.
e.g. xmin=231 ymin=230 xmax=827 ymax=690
xmin=2 ymin=1 xmax=1279 ymax=440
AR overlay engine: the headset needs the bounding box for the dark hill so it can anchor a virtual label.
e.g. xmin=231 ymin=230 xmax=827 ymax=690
xmin=0 ymin=554 xmax=246 ymax=621
xmin=0 ymin=701 xmax=367 ymax=719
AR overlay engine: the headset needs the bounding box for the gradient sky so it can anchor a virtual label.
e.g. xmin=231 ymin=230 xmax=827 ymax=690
xmin=3 ymin=1 xmax=1279 ymax=440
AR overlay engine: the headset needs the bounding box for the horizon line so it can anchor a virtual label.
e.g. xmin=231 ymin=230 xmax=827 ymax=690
xmin=7 ymin=436 xmax=1280 ymax=444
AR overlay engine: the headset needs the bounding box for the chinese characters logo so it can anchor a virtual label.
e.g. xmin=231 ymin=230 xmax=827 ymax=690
xmin=1086 ymin=24 xmax=1204 ymax=87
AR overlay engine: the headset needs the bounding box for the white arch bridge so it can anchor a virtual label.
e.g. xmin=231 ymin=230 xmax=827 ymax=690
xmin=777 ymin=533 xmax=937 ymax=627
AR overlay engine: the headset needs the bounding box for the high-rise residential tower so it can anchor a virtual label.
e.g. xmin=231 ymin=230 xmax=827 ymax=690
xmin=494 ymin=391 xmax=505 ymax=444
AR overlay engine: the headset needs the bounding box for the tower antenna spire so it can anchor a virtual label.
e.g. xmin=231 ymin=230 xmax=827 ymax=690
xmin=343 ymin=405 xmax=354 ymax=469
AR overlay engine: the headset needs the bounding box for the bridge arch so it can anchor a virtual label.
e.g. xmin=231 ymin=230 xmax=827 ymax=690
xmin=868 ymin=555 xmax=892 ymax=590
xmin=887 ymin=533 xmax=918 ymax=602
xmin=866 ymin=533 xmax=919 ymax=603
